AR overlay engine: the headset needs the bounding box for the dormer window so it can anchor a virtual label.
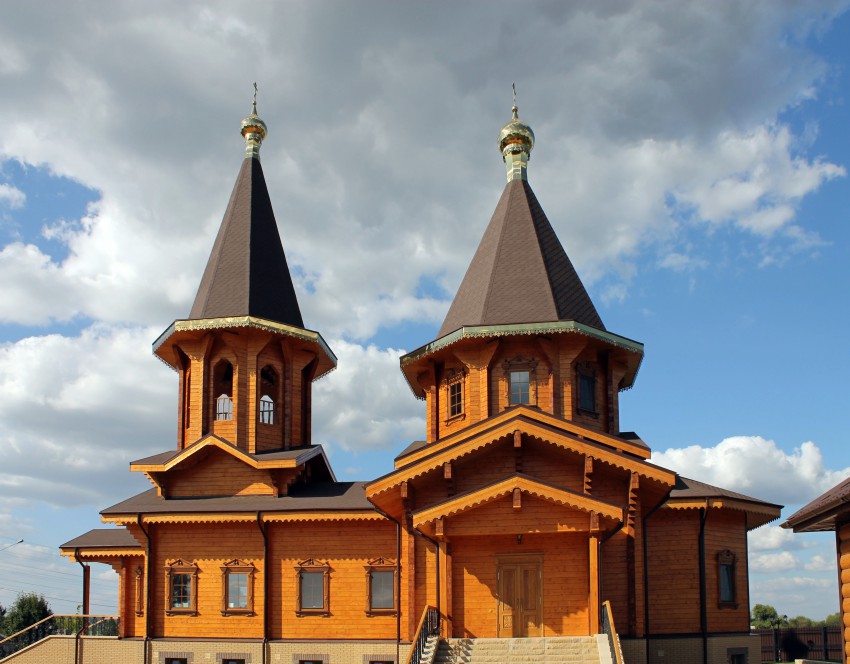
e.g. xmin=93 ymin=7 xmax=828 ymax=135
xmin=213 ymin=360 xmax=234 ymax=421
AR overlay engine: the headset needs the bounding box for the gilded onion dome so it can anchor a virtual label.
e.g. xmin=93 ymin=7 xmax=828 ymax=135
xmin=241 ymin=84 xmax=267 ymax=159
xmin=498 ymin=95 xmax=534 ymax=181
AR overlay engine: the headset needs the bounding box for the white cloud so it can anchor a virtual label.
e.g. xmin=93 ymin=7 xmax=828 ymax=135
xmin=750 ymin=526 xmax=805 ymax=552
xmin=751 ymin=551 xmax=800 ymax=573
xmin=313 ymin=339 xmax=424 ymax=452
xmin=0 ymin=2 xmax=842 ymax=336
xmin=805 ymin=553 xmax=836 ymax=572
xmin=652 ymin=436 xmax=850 ymax=505
xmin=0 ymin=324 xmax=173 ymax=506
xmin=0 ymin=182 xmax=25 ymax=208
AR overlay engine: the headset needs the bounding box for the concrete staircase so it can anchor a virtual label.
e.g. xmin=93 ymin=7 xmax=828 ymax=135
xmin=432 ymin=635 xmax=611 ymax=664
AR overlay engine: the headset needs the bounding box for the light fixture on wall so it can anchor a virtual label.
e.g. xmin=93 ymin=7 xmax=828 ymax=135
xmin=516 ymin=534 xmax=522 ymax=545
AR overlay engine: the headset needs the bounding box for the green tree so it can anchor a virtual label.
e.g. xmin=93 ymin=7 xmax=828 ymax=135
xmin=2 ymin=593 xmax=51 ymax=636
xmin=788 ymin=615 xmax=814 ymax=628
xmin=0 ymin=602 xmax=7 ymax=635
xmin=751 ymin=603 xmax=787 ymax=629
xmin=824 ymin=612 xmax=841 ymax=627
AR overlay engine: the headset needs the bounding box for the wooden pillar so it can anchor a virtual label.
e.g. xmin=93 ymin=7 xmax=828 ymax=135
xmin=439 ymin=541 xmax=452 ymax=636
xmin=589 ymin=526 xmax=600 ymax=634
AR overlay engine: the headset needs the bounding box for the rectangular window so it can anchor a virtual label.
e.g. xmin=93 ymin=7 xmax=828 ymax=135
xmin=165 ymin=559 xmax=198 ymax=615
xmin=509 ymin=371 xmax=530 ymax=405
xmin=222 ymin=660 xmax=245 ymax=664
xmin=449 ymin=381 xmax=463 ymax=417
xmin=171 ymin=573 xmax=192 ymax=609
xmin=719 ymin=563 xmax=734 ymax=602
xmin=227 ymin=573 xmax=248 ymax=609
xmin=370 ymin=571 xmax=394 ymax=610
xmin=301 ymin=572 xmax=324 ymax=609
xmin=717 ymin=550 xmax=737 ymax=607
xmin=166 ymin=660 xmax=188 ymax=664
xmin=295 ymin=560 xmax=330 ymax=615
xmin=578 ymin=372 xmax=596 ymax=412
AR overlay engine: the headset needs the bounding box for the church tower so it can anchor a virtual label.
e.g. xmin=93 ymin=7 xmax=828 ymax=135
xmin=153 ymin=100 xmax=335 ymax=453
xmin=400 ymin=101 xmax=643 ymax=445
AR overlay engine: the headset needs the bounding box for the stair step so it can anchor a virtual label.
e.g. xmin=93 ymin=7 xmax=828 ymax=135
xmin=434 ymin=636 xmax=603 ymax=664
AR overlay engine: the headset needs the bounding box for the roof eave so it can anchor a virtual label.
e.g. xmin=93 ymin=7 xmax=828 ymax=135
xmin=153 ymin=315 xmax=337 ymax=378
xmin=400 ymin=321 xmax=644 ymax=397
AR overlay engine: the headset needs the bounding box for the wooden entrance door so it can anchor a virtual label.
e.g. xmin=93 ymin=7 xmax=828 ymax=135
xmin=497 ymin=555 xmax=542 ymax=637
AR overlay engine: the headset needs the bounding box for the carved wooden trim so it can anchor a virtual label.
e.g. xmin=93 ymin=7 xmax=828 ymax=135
xmin=294 ymin=559 xmax=331 ymax=616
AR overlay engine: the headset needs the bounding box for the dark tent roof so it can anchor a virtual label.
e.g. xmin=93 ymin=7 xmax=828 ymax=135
xmin=439 ymin=178 xmax=604 ymax=338
xmin=189 ymin=156 xmax=304 ymax=327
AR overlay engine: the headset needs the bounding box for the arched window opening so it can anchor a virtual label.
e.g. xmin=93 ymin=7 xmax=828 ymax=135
xmin=259 ymin=365 xmax=277 ymax=425
xmin=259 ymin=395 xmax=274 ymax=425
xmin=214 ymin=360 xmax=234 ymax=421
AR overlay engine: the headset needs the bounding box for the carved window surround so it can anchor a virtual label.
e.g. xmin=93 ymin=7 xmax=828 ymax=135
xmin=221 ymin=559 xmax=255 ymax=616
xmin=295 ymin=559 xmax=331 ymax=616
xmin=502 ymin=356 xmax=538 ymax=407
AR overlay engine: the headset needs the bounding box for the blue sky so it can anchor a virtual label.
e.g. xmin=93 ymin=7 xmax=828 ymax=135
xmin=1 ymin=1 xmax=849 ymax=621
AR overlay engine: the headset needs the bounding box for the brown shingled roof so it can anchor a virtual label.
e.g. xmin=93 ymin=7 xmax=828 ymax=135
xmin=438 ymin=179 xmax=604 ymax=338
xmin=101 ymin=482 xmax=375 ymax=516
xmin=189 ymin=157 xmax=304 ymax=327
xmin=782 ymin=475 xmax=850 ymax=532
xmin=60 ymin=528 xmax=140 ymax=550
xmin=669 ymin=476 xmax=781 ymax=507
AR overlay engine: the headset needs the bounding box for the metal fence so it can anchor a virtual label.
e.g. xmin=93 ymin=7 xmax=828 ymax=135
xmin=0 ymin=614 xmax=119 ymax=660
xmin=754 ymin=626 xmax=842 ymax=662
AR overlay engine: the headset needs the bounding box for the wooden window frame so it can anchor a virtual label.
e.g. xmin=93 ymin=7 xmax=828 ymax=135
xmin=221 ymin=559 xmax=255 ymax=616
xmin=576 ymin=362 xmax=598 ymax=416
xmin=365 ymin=557 xmax=397 ymax=616
xmin=717 ymin=549 xmax=737 ymax=609
xmin=442 ymin=369 xmax=466 ymax=422
xmin=502 ymin=356 xmax=538 ymax=407
xmin=295 ymin=559 xmax=331 ymax=616
xmin=165 ymin=559 xmax=198 ymax=616
xmin=259 ymin=365 xmax=278 ymax=426
xmin=213 ymin=359 xmax=235 ymax=421
xmin=134 ymin=566 xmax=144 ymax=617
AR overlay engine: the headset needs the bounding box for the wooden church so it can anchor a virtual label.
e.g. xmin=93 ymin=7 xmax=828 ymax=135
xmin=56 ymin=99 xmax=782 ymax=664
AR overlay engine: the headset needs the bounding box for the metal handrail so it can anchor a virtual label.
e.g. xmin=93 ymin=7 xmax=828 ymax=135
xmin=404 ymin=605 xmax=440 ymax=664
xmin=0 ymin=614 xmax=119 ymax=660
xmin=601 ymin=600 xmax=624 ymax=664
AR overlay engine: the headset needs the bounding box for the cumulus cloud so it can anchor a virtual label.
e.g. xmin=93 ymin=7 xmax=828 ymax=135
xmin=313 ymin=339 xmax=424 ymax=452
xmin=749 ymin=526 xmax=807 ymax=552
xmin=805 ymin=553 xmax=836 ymax=572
xmin=0 ymin=324 xmax=173 ymax=506
xmin=0 ymin=182 xmax=25 ymax=208
xmin=651 ymin=436 xmax=850 ymax=505
xmin=0 ymin=2 xmax=844 ymax=337
xmin=750 ymin=551 xmax=800 ymax=573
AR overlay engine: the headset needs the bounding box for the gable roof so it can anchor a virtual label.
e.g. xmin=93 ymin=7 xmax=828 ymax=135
xmin=782 ymin=475 xmax=850 ymax=532
xmin=438 ymin=179 xmax=604 ymax=338
xmin=189 ymin=156 xmax=304 ymax=328
xmin=665 ymin=476 xmax=782 ymax=530
xmin=130 ymin=434 xmax=333 ymax=478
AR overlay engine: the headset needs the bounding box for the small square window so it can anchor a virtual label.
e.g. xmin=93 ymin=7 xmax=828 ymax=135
xmin=509 ymin=371 xmax=530 ymax=405
xmin=166 ymin=659 xmax=188 ymax=664
xmin=449 ymin=381 xmax=463 ymax=417
xmin=223 ymin=660 xmax=245 ymax=664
